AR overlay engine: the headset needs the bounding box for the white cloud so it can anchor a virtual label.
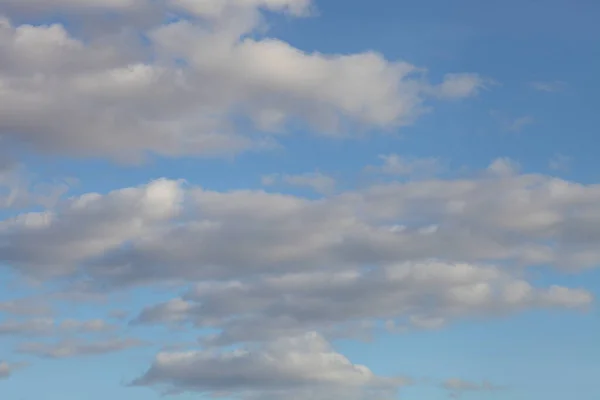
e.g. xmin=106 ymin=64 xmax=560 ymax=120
xmin=3 ymin=164 xmax=600 ymax=286
xmin=133 ymin=332 xmax=408 ymax=399
xmin=0 ymin=1 xmax=486 ymax=161
xmin=0 ymin=178 xmax=184 ymax=277
xmin=433 ymin=73 xmax=489 ymax=99
xmin=487 ymin=157 xmax=520 ymax=176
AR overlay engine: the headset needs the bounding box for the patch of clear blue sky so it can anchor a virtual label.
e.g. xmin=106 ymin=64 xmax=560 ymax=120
xmin=2 ymin=1 xmax=600 ymax=399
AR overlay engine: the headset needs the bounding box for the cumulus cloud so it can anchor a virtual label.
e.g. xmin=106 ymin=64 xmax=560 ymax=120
xmin=134 ymin=261 xmax=591 ymax=345
xmin=132 ymin=332 xmax=408 ymax=399
xmin=18 ymin=338 xmax=144 ymax=358
xmin=0 ymin=0 xmax=486 ymax=161
xmin=3 ymin=161 xmax=600 ymax=286
xmin=0 ymin=178 xmax=184 ymax=277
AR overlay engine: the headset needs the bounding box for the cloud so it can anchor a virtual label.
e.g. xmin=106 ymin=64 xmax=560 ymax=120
xmin=508 ymin=116 xmax=535 ymax=132
xmin=0 ymin=318 xmax=115 ymax=336
xmin=132 ymin=332 xmax=409 ymax=399
xmin=433 ymin=73 xmax=489 ymax=99
xmin=487 ymin=157 xmax=520 ymax=176
xmin=366 ymin=154 xmax=442 ymax=178
xmin=0 ymin=361 xmax=27 ymax=379
xmin=18 ymin=338 xmax=144 ymax=358
xmin=262 ymin=172 xmax=336 ymax=194
xmin=490 ymin=111 xmax=534 ymax=133
xmin=529 ymin=81 xmax=567 ymax=93
xmin=0 ymin=297 xmax=53 ymax=316
xmin=442 ymin=378 xmax=503 ymax=398
xmin=0 ymin=178 xmax=184 ymax=277
xmin=134 ymin=260 xmax=591 ymax=345
xmin=3 ymin=160 xmax=600 ymax=288
xmin=549 ymin=154 xmax=571 ymax=172
xmin=0 ymin=2 xmax=485 ymax=161
xmin=0 ymin=166 xmax=71 ymax=209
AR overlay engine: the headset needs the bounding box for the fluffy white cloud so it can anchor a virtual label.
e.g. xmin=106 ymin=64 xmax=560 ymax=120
xmin=0 ymin=178 xmax=183 ymax=277
xmin=0 ymin=0 xmax=486 ymax=161
xmin=133 ymin=332 xmax=408 ymax=399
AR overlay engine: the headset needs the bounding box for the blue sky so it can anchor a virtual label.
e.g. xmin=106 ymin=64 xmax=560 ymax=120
xmin=0 ymin=1 xmax=599 ymax=399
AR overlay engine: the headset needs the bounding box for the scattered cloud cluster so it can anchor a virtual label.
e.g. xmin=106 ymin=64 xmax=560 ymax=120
xmin=0 ymin=0 xmax=591 ymax=398
xmin=1 ymin=159 xmax=596 ymax=396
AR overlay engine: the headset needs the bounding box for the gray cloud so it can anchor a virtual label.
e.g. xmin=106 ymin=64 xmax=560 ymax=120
xmin=0 ymin=318 xmax=115 ymax=336
xmin=132 ymin=332 xmax=409 ymax=399
xmin=0 ymin=297 xmax=53 ymax=316
xmin=18 ymin=338 xmax=144 ymax=358
xmin=134 ymin=260 xmax=591 ymax=345
xmin=0 ymin=166 xmax=71 ymax=209
xmin=442 ymin=378 xmax=504 ymax=398
xmin=2 ymin=161 xmax=600 ymax=287
xmin=0 ymin=361 xmax=27 ymax=379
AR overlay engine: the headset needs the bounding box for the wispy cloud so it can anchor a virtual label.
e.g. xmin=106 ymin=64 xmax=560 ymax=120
xmin=529 ymin=80 xmax=568 ymax=92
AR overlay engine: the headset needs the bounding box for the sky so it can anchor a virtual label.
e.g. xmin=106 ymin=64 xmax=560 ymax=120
xmin=0 ymin=0 xmax=599 ymax=399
